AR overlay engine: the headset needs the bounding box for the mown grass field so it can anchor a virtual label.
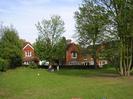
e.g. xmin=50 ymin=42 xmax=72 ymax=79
xmin=0 ymin=67 xmax=133 ymax=99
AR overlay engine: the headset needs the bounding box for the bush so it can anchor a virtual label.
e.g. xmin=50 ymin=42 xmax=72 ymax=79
xmin=0 ymin=58 xmax=9 ymax=72
xmin=102 ymin=64 xmax=114 ymax=69
xmin=29 ymin=61 xmax=38 ymax=69
xmin=10 ymin=55 xmax=22 ymax=68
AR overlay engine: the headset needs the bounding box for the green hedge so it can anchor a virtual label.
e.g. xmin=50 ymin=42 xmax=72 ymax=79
xmin=0 ymin=58 xmax=9 ymax=72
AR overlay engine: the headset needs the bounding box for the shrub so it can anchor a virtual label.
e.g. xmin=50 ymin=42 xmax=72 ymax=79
xmin=102 ymin=64 xmax=114 ymax=69
xmin=0 ymin=58 xmax=9 ymax=72
xmin=10 ymin=55 xmax=22 ymax=68
xmin=29 ymin=61 xmax=38 ymax=69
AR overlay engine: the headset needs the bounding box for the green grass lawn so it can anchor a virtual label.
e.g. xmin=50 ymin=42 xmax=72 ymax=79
xmin=0 ymin=67 xmax=133 ymax=99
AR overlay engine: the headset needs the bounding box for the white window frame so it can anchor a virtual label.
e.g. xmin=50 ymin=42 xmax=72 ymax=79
xmin=25 ymin=51 xmax=32 ymax=57
xmin=72 ymin=52 xmax=77 ymax=59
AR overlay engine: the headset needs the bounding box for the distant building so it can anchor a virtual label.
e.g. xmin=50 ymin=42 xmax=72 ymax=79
xmin=22 ymin=42 xmax=39 ymax=65
xmin=66 ymin=43 xmax=81 ymax=65
xmin=65 ymin=40 xmax=108 ymax=67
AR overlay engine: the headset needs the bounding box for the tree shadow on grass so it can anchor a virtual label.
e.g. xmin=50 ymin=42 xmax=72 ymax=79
xmin=54 ymin=68 xmax=121 ymax=78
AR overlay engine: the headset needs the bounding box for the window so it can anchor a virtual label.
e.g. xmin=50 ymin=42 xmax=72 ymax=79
xmin=72 ymin=52 xmax=77 ymax=59
xmin=29 ymin=51 xmax=32 ymax=57
xmin=25 ymin=51 xmax=32 ymax=57
xmin=90 ymin=60 xmax=94 ymax=65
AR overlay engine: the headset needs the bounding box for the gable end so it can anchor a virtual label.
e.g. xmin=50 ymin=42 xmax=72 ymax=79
xmin=23 ymin=44 xmax=34 ymax=50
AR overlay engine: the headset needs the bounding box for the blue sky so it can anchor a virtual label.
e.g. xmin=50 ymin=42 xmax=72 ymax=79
xmin=0 ymin=0 xmax=82 ymax=43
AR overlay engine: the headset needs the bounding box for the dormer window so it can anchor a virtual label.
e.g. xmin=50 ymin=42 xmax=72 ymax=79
xmin=72 ymin=52 xmax=77 ymax=59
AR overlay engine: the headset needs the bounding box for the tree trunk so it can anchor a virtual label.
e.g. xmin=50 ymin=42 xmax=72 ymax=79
xmin=119 ymin=40 xmax=124 ymax=76
xmin=119 ymin=37 xmax=133 ymax=76
xmin=92 ymin=40 xmax=97 ymax=69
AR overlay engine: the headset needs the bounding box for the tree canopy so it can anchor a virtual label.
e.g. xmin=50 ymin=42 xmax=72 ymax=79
xmin=75 ymin=0 xmax=133 ymax=76
xmin=0 ymin=25 xmax=23 ymax=69
xmin=35 ymin=15 xmax=66 ymax=64
xmin=75 ymin=0 xmax=109 ymax=68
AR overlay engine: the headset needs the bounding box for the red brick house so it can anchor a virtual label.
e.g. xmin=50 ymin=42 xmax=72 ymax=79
xmin=66 ymin=41 xmax=108 ymax=67
xmin=22 ymin=42 xmax=39 ymax=65
xmin=66 ymin=43 xmax=81 ymax=65
xmin=66 ymin=42 xmax=93 ymax=65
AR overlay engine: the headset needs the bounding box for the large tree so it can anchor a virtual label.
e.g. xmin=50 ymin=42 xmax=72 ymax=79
xmin=111 ymin=0 xmax=133 ymax=76
xmin=77 ymin=0 xmax=133 ymax=76
xmin=75 ymin=0 xmax=109 ymax=68
xmin=33 ymin=36 xmax=46 ymax=60
xmin=0 ymin=26 xmax=23 ymax=68
xmin=35 ymin=15 xmax=65 ymax=64
xmin=98 ymin=0 xmax=133 ymax=76
xmin=54 ymin=37 xmax=67 ymax=64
